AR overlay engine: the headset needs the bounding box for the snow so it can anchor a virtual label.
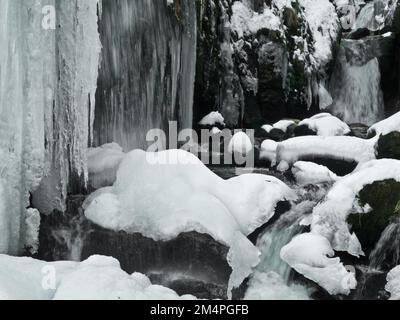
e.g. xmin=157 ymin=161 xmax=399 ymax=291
xmin=0 ymin=255 xmax=194 ymax=300
xmin=87 ymin=143 xmax=125 ymax=189
xmin=281 ymin=233 xmax=357 ymax=295
xmin=230 ymin=1 xmax=281 ymax=38
xmin=368 ymin=111 xmax=400 ymax=136
xmin=298 ymin=0 xmax=340 ymax=68
xmin=84 ymin=149 xmax=296 ymax=296
xmin=244 ymin=271 xmax=311 ymax=300
xmin=199 ymin=111 xmax=226 ymax=127
xmin=276 ymin=135 xmax=377 ymax=170
xmin=292 ymin=161 xmax=339 ymax=185
xmin=273 ymin=120 xmax=296 ymax=133
xmin=228 ymin=132 xmax=253 ymax=155
xmin=260 ymin=140 xmax=278 ymax=164
xmin=261 ymin=125 xmax=273 ymax=133
xmin=298 ymin=113 xmax=351 ymax=136
xmin=386 ymin=265 xmax=400 ymax=300
xmin=308 ymin=159 xmax=400 ymax=257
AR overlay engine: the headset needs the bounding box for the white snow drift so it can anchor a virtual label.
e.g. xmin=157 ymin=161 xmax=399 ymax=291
xmin=0 ymin=255 xmax=194 ymax=300
xmin=368 ymin=111 xmax=400 ymax=136
xmin=292 ymin=161 xmax=339 ymax=186
xmin=84 ymin=149 xmax=296 ymax=296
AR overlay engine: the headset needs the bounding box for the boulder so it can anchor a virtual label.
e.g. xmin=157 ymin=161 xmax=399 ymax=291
xmin=376 ymin=131 xmax=400 ymax=160
xmin=347 ymin=179 xmax=400 ymax=253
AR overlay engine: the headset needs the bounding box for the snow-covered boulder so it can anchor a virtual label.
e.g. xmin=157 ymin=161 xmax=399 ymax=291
xmin=228 ymin=132 xmax=253 ymax=156
xmin=280 ymin=233 xmax=357 ymax=295
xmin=276 ymin=135 xmax=377 ymax=175
xmin=297 ymin=113 xmax=351 ymax=136
xmin=386 ymin=265 xmax=400 ymax=300
xmin=84 ymin=149 xmax=296 ymax=296
xmin=368 ymin=111 xmax=400 ymax=137
xmin=0 ymin=255 xmax=194 ymax=300
xmin=306 ymin=159 xmax=400 ymax=257
xmin=87 ymin=143 xmax=125 ymax=189
xmin=292 ymin=161 xmax=339 ymax=185
xmin=198 ymin=111 xmax=226 ymax=128
xmin=259 ymin=140 xmax=278 ymax=165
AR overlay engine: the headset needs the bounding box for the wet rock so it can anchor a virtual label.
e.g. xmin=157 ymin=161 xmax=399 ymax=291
xmin=376 ymin=131 xmax=400 ymax=160
xmin=293 ymin=124 xmax=317 ymax=137
xmin=347 ymin=28 xmax=370 ymax=40
xmin=348 ymin=179 xmax=400 ymax=254
xmin=349 ymin=123 xmax=370 ymax=139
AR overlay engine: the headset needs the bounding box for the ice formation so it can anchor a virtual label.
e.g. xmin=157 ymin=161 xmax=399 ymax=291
xmin=0 ymin=0 xmax=101 ymax=254
xmin=386 ymin=265 xmax=400 ymax=300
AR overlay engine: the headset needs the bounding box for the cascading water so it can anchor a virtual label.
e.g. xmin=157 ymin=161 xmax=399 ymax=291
xmin=353 ymin=0 xmax=398 ymax=31
xmin=93 ymin=0 xmax=197 ymax=151
xmin=329 ymin=42 xmax=384 ymax=125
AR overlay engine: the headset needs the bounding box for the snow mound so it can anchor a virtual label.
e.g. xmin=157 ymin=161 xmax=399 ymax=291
xmin=368 ymin=111 xmax=400 ymax=136
xmin=309 ymin=159 xmax=400 ymax=257
xmin=292 ymin=161 xmax=339 ymax=185
xmin=276 ymin=135 xmax=377 ymax=170
xmin=84 ymin=149 xmax=296 ymax=296
xmin=261 ymin=124 xmax=273 ymax=133
xmin=0 ymin=255 xmax=194 ymax=300
xmin=299 ymin=113 xmax=351 ymax=136
xmin=228 ymin=132 xmax=253 ymax=155
xmin=260 ymin=140 xmax=278 ymax=164
xmin=386 ymin=265 xmax=400 ymax=300
xmin=87 ymin=143 xmax=126 ymax=189
xmin=244 ymin=271 xmax=311 ymax=300
xmin=281 ymin=233 xmax=357 ymax=295
xmin=198 ymin=111 xmax=225 ymax=127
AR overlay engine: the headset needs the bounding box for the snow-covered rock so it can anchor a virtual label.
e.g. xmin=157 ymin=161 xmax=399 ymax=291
xmin=276 ymin=135 xmax=377 ymax=171
xmin=307 ymin=159 xmax=400 ymax=257
xmin=87 ymin=143 xmax=125 ymax=189
xmin=273 ymin=120 xmax=296 ymax=133
xmin=84 ymin=149 xmax=296 ymax=296
xmin=259 ymin=140 xmax=278 ymax=165
xmin=386 ymin=265 xmax=400 ymax=300
xmin=199 ymin=111 xmax=226 ymax=127
xmin=281 ymin=233 xmax=357 ymax=295
xmin=292 ymin=161 xmax=339 ymax=185
xmin=298 ymin=113 xmax=351 ymax=136
xmin=368 ymin=111 xmax=400 ymax=136
xmin=0 ymin=255 xmax=194 ymax=300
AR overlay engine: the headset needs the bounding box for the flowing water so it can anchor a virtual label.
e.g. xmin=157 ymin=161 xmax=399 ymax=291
xmin=94 ymin=0 xmax=197 ymax=151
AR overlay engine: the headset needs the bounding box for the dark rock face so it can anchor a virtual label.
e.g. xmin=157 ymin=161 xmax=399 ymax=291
xmin=349 ymin=123 xmax=369 ymax=139
xmin=293 ymin=124 xmax=317 ymax=137
xmin=38 ymin=196 xmax=232 ymax=299
xmin=348 ymin=179 xmax=400 ymax=254
xmin=348 ymin=28 xmax=371 ymax=40
xmin=376 ymin=131 xmax=400 ymax=160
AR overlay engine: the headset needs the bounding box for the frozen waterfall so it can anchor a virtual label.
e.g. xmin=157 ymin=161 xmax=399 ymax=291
xmin=93 ymin=0 xmax=197 ymax=151
xmin=0 ymin=0 xmax=101 ymax=254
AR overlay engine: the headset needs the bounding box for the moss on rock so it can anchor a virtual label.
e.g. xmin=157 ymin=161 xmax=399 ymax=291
xmin=348 ymin=179 xmax=400 ymax=252
xmin=376 ymin=132 xmax=400 ymax=160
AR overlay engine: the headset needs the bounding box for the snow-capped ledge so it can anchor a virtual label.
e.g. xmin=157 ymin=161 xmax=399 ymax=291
xmin=386 ymin=265 xmax=400 ymax=300
xmin=84 ymin=149 xmax=296 ymax=297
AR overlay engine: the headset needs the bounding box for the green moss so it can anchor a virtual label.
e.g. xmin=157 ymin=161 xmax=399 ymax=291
xmin=347 ymin=179 xmax=400 ymax=252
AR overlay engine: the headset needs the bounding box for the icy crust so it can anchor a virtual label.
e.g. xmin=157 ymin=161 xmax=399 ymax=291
xmin=308 ymin=159 xmax=400 ymax=257
xmin=386 ymin=265 xmax=400 ymax=300
xmin=276 ymin=135 xmax=377 ymax=170
xmin=84 ymin=149 xmax=296 ymax=296
xmin=292 ymin=161 xmax=339 ymax=186
xmin=368 ymin=111 xmax=400 ymax=136
xmin=298 ymin=113 xmax=351 ymax=136
xmin=87 ymin=143 xmax=125 ymax=189
xmin=281 ymin=233 xmax=357 ymax=295
xmin=0 ymin=255 xmax=194 ymax=300
xmin=244 ymin=271 xmax=311 ymax=300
